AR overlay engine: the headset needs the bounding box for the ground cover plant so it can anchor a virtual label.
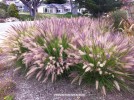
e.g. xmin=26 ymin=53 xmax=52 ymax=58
xmin=0 ymin=17 xmax=134 ymax=95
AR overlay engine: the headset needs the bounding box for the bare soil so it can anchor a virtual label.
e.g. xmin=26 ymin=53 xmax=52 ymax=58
xmin=0 ymin=67 xmax=133 ymax=100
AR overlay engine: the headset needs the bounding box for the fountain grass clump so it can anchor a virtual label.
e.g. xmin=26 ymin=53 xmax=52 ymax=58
xmin=0 ymin=17 xmax=134 ymax=95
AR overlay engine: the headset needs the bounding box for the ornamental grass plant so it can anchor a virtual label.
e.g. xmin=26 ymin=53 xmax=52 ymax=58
xmin=69 ymin=32 xmax=134 ymax=95
xmin=0 ymin=17 xmax=134 ymax=95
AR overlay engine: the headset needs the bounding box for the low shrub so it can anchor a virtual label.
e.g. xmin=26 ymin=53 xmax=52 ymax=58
xmin=0 ymin=2 xmax=8 ymax=11
xmin=19 ymin=14 xmax=34 ymax=21
xmin=111 ymin=10 xmax=127 ymax=29
xmin=19 ymin=13 xmax=77 ymax=21
xmin=0 ymin=8 xmax=7 ymax=18
xmin=1 ymin=17 xmax=134 ymax=95
xmin=7 ymin=4 xmax=19 ymax=18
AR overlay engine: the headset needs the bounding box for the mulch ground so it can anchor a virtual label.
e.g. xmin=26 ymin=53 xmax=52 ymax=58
xmin=0 ymin=66 xmax=133 ymax=100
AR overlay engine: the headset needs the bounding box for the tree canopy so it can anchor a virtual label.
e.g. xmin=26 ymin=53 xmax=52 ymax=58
xmin=76 ymin=0 xmax=123 ymax=17
xmin=45 ymin=0 xmax=66 ymax=4
xmin=20 ymin=0 xmax=43 ymax=17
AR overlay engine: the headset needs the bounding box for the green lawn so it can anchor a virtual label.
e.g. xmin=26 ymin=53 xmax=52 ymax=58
xmin=19 ymin=12 xmax=78 ymax=21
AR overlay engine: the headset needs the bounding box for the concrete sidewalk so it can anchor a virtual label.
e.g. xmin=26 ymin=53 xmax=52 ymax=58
xmin=0 ymin=22 xmax=22 ymax=33
xmin=0 ymin=21 xmax=34 ymax=43
xmin=0 ymin=22 xmax=22 ymax=42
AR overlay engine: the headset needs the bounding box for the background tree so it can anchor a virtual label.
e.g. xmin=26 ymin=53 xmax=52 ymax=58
xmin=7 ymin=4 xmax=19 ymax=18
xmin=76 ymin=0 xmax=123 ymax=17
xmin=20 ymin=0 xmax=43 ymax=17
xmin=70 ymin=0 xmax=73 ymax=13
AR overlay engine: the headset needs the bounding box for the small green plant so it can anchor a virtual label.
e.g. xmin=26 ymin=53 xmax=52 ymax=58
xmin=4 ymin=95 xmax=14 ymax=100
xmin=7 ymin=4 xmax=19 ymax=18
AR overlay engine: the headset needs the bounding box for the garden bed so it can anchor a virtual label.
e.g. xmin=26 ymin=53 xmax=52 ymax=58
xmin=0 ymin=17 xmax=134 ymax=99
xmin=0 ymin=67 xmax=133 ymax=100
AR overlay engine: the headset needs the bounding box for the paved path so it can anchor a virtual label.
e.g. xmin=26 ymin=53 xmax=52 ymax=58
xmin=0 ymin=22 xmax=21 ymax=33
xmin=0 ymin=22 xmax=22 ymax=43
xmin=0 ymin=21 xmax=33 ymax=43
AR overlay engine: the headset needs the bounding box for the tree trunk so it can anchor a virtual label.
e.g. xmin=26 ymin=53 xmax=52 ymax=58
xmin=70 ymin=0 xmax=73 ymax=13
xmin=70 ymin=0 xmax=78 ymax=15
xmin=30 ymin=8 xmax=37 ymax=18
xmin=20 ymin=0 xmax=42 ymax=18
